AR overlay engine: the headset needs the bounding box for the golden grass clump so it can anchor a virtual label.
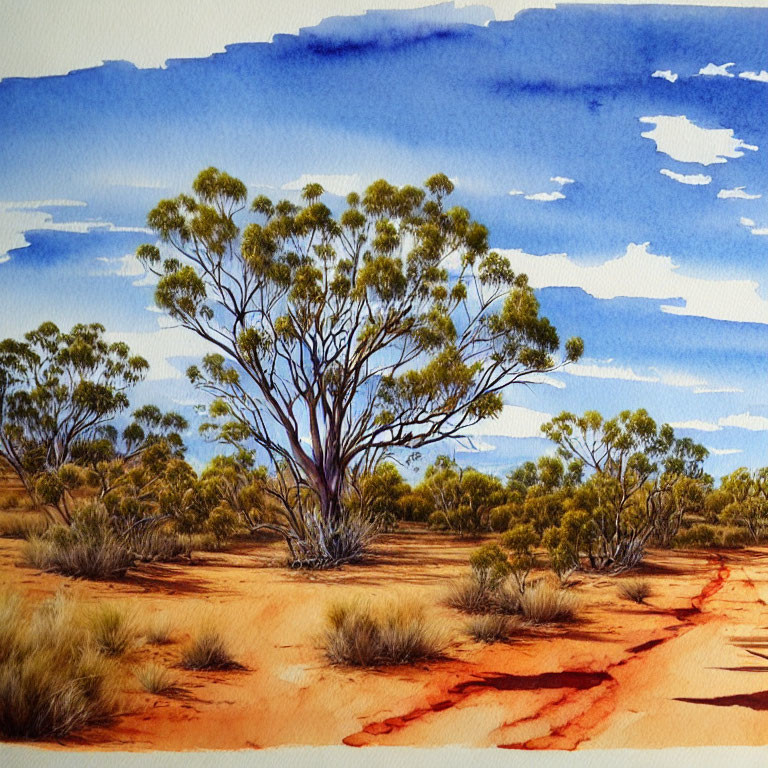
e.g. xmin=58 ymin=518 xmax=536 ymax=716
xmin=618 ymin=578 xmax=653 ymax=604
xmin=518 ymin=581 xmax=580 ymax=625
xmin=181 ymin=628 xmax=240 ymax=670
xmin=466 ymin=614 xmax=522 ymax=644
xmin=134 ymin=663 xmax=179 ymax=695
xmin=89 ymin=605 xmax=137 ymax=656
xmin=324 ymin=597 xmax=446 ymax=667
xmin=443 ymin=576 xmax=495 ymax=614
xmin=0 ymin=511 xmax=48 ymax=539
xmin=0 ymin=591 xmax=120 ymax=739
xmin=145 ymin=618 xmax=174 ymax=645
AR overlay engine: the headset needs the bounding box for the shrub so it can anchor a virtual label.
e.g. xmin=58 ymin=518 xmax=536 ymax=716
xmin=443 ymin=576 xmax=495 ymax=614
xmin=24 ymin=505 xmax=134 ymax=579
xmin=135 ymin=663 xmax=178 ymax=695
xmin=470 ymin=544 xmax=512 ymax=590
xmin=0 ymin=512 xmax=48 ymax=539
xmin=491 ymin=581 xmax=522 ymax=615
xmin=323 ymin=598 xmax=445 ymax=666
xmin=145 ymin=618 xmax=173 ymax=645
xmin=489 ymin=505 xmax=513 ymax=532
xmin=128 ymin=526 xmax=191 ymax=562
xmin=501 ymin=523 xmax=539 ymax=594
xmin=466 ymin=614 xmax=521 ymax=644
xmin=719 ymin=527 xmax=751 ymax=549
xmin=673 ymin=523 xmax=718 ymax=549
xmin=181 ymin=628 xmax=239 ymax=670
xmin=618 ymin=578 xmax=652 ymax=604
xmin=0 ymin=592 xmax=119 ymax=739
xmin=518 ymin=581 xmax=580 ymax=624
xmin=90 ymin=605 xmax=136 ymax=656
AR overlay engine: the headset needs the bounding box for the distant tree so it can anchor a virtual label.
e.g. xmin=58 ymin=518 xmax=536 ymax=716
xmin=352 ymin=461 xmax=411 ymax=531
xmin=138 ymin=168 xmax=582 ymax=566
xmin=541 ymin=409 xmax=707 ymax=571
xmin=720 ymin=467 xmax=768 ymax=543
xmin=0 ymin=322 xmax=149 ymax=521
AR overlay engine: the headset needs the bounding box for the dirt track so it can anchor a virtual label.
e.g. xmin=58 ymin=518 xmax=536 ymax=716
xmin=2 ymin=528 xmax=768 ymax=751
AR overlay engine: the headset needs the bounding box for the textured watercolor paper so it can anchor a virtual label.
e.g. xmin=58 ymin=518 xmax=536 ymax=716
xmin=0 ymin=1 xmax=766 ymax=766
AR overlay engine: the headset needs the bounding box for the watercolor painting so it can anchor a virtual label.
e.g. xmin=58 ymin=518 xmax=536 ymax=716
xmin=0 ymin=1 xmax=766 ymax=763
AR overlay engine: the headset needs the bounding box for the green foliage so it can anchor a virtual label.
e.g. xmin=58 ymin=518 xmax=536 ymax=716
xmin=719 ymin=467 xmax=768 ymax=543
xmin=354 ymin=461 xmax=411 ymax=531
xmin=323 ymin=598 xmax=445 ymax=666
xmin=673 ymin=523 xmax=718 ymax=549
xmin=0 ymin=323 xmax=149 ymax=520
xmin=139 ymin=169 xmax=581 ymax=566
xmin=540 ymin=409 xmax=708 ymax=572
xmin=501 ymin=523 xmax=539 ymax=593
xmin=469 ymin=543 xmax=511 ymax=590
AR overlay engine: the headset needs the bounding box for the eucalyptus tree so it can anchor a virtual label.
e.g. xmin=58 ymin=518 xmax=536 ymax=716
xmin=0 ymin=322 xmax=149 ymax=521
xmin=138 ymin=167 xmax=582 ymax=566
xmin=541 ymin=409 xmax=707 ymax=570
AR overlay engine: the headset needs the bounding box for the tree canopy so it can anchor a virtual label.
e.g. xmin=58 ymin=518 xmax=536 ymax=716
xmin=138 ymin=167 xmax=582 ymax=566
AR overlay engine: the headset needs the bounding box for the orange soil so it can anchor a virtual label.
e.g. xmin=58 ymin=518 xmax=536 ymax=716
xmin=2 ymin=526 xmax=768 ymax=751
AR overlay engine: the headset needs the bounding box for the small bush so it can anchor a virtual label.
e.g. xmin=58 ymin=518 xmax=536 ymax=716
xmin=0 ymin=512 xmax=48 ymax=539
xmin=466 ymin=614 xmax=521 ymax=644
xmin=324 ymin=598 xmax=445 ymax=667
xmin=0 ymin=592 xmax=119 ymax=739
xmin=145 ymin=618 xmax=173 ymax=645
xmin=443 ymin=576 xmax=495 ymax=614
xmin=519 ymin=581 xmax=580 ymax=624
xmin=90 ymin=605 xmax=136 ymax=656
xmin=618 ymin=578 xmax=652 ymax=604
xmin=673 ymin=523 xmax=718 ymax=549
xmin=135 ymin=663 xmax=178 ymax=695
xmin=128 ymin=527 xmax=191 ymax=563
xmin=181 ymin=628 xmax=239 ymax=670
xmin=177 ymin=532 xmax=223 ymax=553
xmin=719 ymin=527 xmax=751 ymax=549
xmin=24 ymin=505 xmax=134 ymax=579
xmin=491 ymin=581 xmax=522 ymax=615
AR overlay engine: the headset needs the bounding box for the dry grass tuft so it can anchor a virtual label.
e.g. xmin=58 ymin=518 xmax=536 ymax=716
xmin=181 ymin=628 xmax=240 ymax=670
xmin=618 ymin=578 xmax=652 ymax=604
xmin=0 ymin=591 xmax=120 ymax=739
xmin=134 ymin=663 xmax=179 ymax=695
xmin=324 ymin=597 xmax=446 ymax=667
xmin=466 ymin=614 xmax=522 ymax=644
xmin=519 ymin=581 xmax=580 ymax=625
xmin=0 ymin=512 xmax=48 ymax=539
xmin=90 ymin=605 xmax=137 ymax=656
xmin=145 ymin=618 xmax=174 ymax=646
xmin=443 ymin=576 xmax=495 ymax=614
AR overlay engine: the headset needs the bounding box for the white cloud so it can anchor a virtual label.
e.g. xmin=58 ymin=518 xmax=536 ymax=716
xmin=693 ymin=386 xmax=743 ymax=394
xmin=751 ymin=227 xmax=768 ymax=236
xmin=508 ymin=189 xmax=524 ymax=196
xmin=281 ymin=174 xmax=362 ymax=196
xmin=550 ymin=176 xmax=574 ymax=186
xmin=0 ymin=200 xmax=149 ymax=263
xmin=718 ymin=412 xmax=768 ymax=431
xmin=708 ymin=447 xmax=743 ymax=456
xmin=640 ymin=115 xmax=758 ymax=165
xmin=669 ymin=419 xmax=721 ymax=432
xmin=452 ymin=436 xmax=496 ymax=453
xmin=660 ymin=168 xmax=711 ymax=185
xmin=500 ymin=241 xmax=768 ymax=325
xmin=525 ymin=190 xmax=565 ymax=202
xmin=718 ymin=186 xmax=761 ymax=200
xmin=652 ymin=70 xmax=678 ymax=83
xmin=94 ymin=252 xmax=145 ymax=278
xmin=566 ymin=361 xmax=658 ymax=383
xmin=526 ymin=372 xmax=566 ymax=389
xmin=104 ymin=322 xmax=219 ymax=381
xmin=654 ymin=370 xmax=707 ymax=388
xmin=464 ymin=405 xmax=552 ymax=439
xmin=698 ymin=62 xmax=736 ymax=78
xmin=739 ymin=70 xmax=768 ymax=83
xmin=740 ymin=217 xmax=755 ymax=227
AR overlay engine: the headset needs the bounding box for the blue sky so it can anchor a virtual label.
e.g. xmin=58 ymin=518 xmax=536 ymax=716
xmin=0 ymin=2 xmax=766 ymax=478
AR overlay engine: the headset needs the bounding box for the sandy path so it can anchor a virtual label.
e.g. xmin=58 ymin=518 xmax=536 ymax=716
xmin=2 ymin=531 xmax=768 ymax=751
